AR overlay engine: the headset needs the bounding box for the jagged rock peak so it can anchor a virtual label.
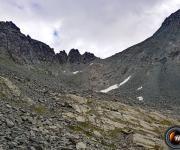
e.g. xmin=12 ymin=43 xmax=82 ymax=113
xmin=55 ymin=49 xmax=97 ymax=64
xmin=56 ymin=50 xmax=68 ymax=64
xmin=0 ymin=21 xmax=97 ymax=64
xmin=68 ymin=49 xmax=81 ymax=56
xmin=82 ymin=52 xmax=96 ymax=63
xmin=67 ymin=49 xmax=96 ymax=64
xmin=161 ymin=9 xmax=180 ymax=27
xmin=68 ymin=49 xmax=82 ymax=63
xmin=0 ymin=21 xmax=20 ymax=32
xmin=152 ymin=9 xmax=180 ymax=38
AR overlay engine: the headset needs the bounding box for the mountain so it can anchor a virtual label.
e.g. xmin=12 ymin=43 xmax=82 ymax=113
xmin=0 ymin=10 xmax=180 ymax=150
xmin=81 ymin=9 xmax=180 ymax=111
xmin=0 ymin=21 xmax=97 ymax=65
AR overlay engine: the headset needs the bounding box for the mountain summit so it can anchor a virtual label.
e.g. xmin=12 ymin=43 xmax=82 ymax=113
xmin=161 ymin=9 xmax=180 ymax=28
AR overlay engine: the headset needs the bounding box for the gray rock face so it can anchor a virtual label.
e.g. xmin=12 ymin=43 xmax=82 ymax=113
xmin=160 ymin=9 xmax=180 ymax=29
xmin=82 ymin=52 xmax=96 ymax=64
xmin=76 ymin=142 xmax=86 ymax=149
xmin=0 ymin=21 xmax=55 ymax=64
xmin=5 ymin=119 xmax=14 ymax=128
xmin=68 ymin=49 xmax=82 ymax=64
xmin=55 ymin=50 xmax=68 ymax=64
xmin=0 ymin=22 xmax=97 ymax=65
xmin=67 ymin=49 xmax=96 ymax=64
xmin=54 ymin=49 xmax=97 ymax=64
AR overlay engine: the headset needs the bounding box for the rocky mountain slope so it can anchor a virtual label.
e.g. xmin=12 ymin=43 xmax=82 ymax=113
xmin=74 ymin=9 xmax=180 ymax=113
xmin=0 ymin=75 xmax=178 ymax=149
xmin=0 ymin=9 xmax=180 ymax=150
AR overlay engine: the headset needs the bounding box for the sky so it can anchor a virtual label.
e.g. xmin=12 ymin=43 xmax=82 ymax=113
xmin=0 ymin=0 xmax=180 ymax=58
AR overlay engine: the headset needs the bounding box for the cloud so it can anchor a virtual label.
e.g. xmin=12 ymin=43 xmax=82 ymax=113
xmin=0 ymin=0 xmax=179 ymax=58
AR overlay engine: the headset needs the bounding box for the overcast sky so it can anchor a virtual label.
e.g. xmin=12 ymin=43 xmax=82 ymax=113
xmin=0 ymin=0 xmax=180 ymax=58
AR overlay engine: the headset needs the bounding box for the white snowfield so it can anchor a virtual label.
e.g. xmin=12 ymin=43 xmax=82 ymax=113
xmin=100 ymin=76 xmax=131 ymax=93
xmin=137 ymin=86 xmax=143 ymax=91
xmin=137 ymin=96 xmax=143 ymax=101
xmin=72 ymin=71 xmax=82 ymax=74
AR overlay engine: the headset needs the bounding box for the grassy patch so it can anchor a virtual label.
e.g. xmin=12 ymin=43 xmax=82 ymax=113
xmin=0 ymin=91 xmax=6 ymax=99
xmin=69 ymin=125 xmax=93 ymax=137
xmin=154 ymin=145 xmax=163 ymax=150
xmin=69 ymin=122 xmax=117 ymax=148
xmin=86 ymin=99 xmax=93 ymax=105
xmin=160 ymin=119 xmax=172 ymax=126
xmin=69 ymin=121 xmax=104 ymax=137
xmin=100 ymin=140 xmax=116 ymax=149
xmin=107 ymin=128 xmax=123 ymax=138
xmin=32 ymin=104 xmax=47 ymax=115
xmin=145 ymin=115 xmax=158 ymax=124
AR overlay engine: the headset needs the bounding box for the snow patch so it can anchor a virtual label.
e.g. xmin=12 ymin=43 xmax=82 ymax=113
xmin=137 ymin=96 xmax=143 ymax=101
xmin=137 ymin=86 xmax=143 ymax=91
xmin=100 ymin=84 xmax=119 ymax=93
xmin=89 ymin=63 xmax=94 ymax=66
xmin=73 ymin=71 xmax=82 ymax=74
xmin=119 ymin=76 xmax=131 ymax=86
xmin=100 ymin=75 xmax=131 ymax=93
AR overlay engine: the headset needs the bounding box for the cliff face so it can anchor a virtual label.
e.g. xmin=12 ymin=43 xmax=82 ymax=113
xmin=0 ymin=21 xmax=55 ymax=64
xmin=0 ymin=21 xmax=97 ymax=65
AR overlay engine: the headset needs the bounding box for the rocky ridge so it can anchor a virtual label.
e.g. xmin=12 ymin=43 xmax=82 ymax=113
xmin=0 ymin=21 xmax=97 ymax=65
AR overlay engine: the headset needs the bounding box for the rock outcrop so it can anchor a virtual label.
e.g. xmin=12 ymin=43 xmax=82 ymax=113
xmin=67 ymin=49 xmax=96 ymax=64
xmin=0 ymin=21 xmax=55 ymax=64
xmin=68 ymin=49 xmax=82 ymax=64
xmin=55 ymin=50 xmax=68 ymax=64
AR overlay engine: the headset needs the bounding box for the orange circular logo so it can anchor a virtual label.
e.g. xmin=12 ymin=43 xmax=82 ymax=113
xmin=165 ymin=126 xmax=180 ymax=149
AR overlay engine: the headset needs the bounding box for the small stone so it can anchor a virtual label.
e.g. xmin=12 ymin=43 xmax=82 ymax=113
xmin=93 ymin=130 xmax=102 ymax=137
xmin=6 ymin=119 xmax=14 ymax=128
xmin=76 ymin=116 xmax=85 ymax=122
xmin=6 ymin=104 xmax=12 ymax=108
xmin=43 ymin=119 xmax=52 ymax=126
xmin=33 ymin=145 xmax=43 ymax=150
xmin=0 ymin=145 xmax=3 ymax=150
xmin=9 ymin=142 xmax=17 ymax=149
xmin=21 ymin=116 xmax=27 ymax=121
xmin=29 ymin=146 xmax=36 ymax=150
xmin=21 ymin=116 xmax=35 ymax=124
xmin=30 ymin=130 xmax=35 ymax=137
xmin=30 ymin=112 xmax=36 ymax=117
xmin=49 ymin=125 xmax=58 ymax=131
xmin=76 ymin=142 xmax=86 ymax=149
